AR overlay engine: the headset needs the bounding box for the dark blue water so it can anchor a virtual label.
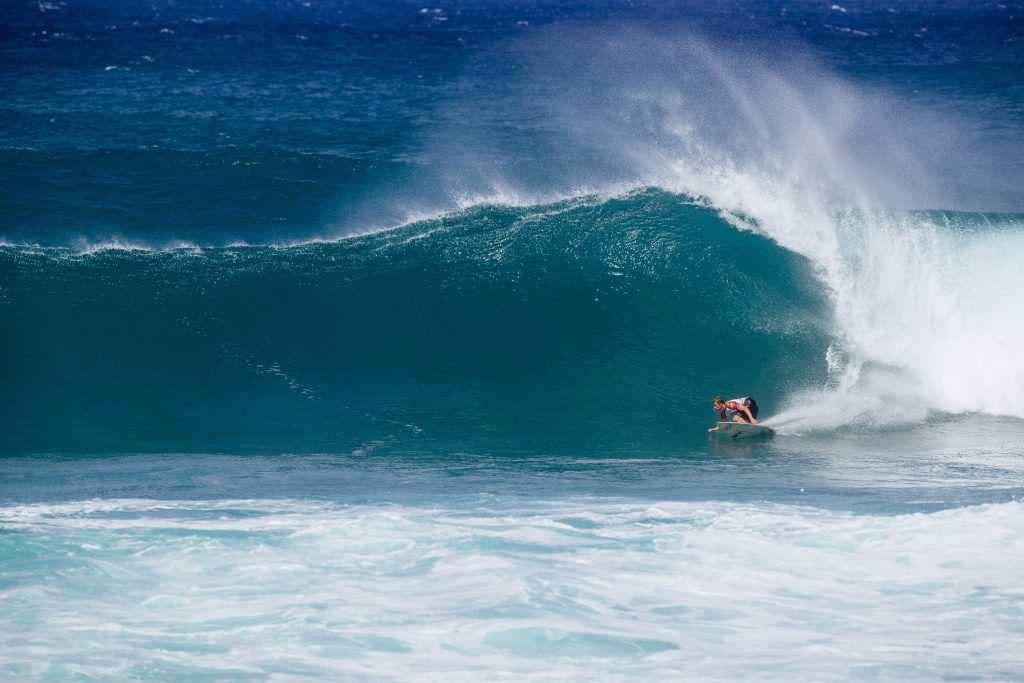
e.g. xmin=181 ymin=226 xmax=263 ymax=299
xmin=2 ymin=2 xmax=1024 ymax=680
xmin=2 ymin=0 xmax=1022 ymax=246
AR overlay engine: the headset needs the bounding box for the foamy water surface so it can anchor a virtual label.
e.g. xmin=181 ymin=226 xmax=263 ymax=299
xmin=3 ymin=496 xmax=1023 ymax=681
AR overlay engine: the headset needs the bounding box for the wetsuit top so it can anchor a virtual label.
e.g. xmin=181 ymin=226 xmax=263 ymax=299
xmin=720 ymin=397 xmax=750 ymax=420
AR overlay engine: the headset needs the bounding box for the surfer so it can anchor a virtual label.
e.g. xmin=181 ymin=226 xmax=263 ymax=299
xmin=707 ymin=396 xmax=759 ymax=431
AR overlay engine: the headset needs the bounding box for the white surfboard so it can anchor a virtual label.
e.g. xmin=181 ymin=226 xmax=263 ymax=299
xmin=712 ymin=422 xmax=774 ymax=439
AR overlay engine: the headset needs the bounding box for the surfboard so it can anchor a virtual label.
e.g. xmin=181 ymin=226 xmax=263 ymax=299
xmin=712 ymin=422 xmax=775 ymax=439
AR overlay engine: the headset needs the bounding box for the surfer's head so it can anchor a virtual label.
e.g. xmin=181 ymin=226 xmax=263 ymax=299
xmin=712 ymin=396 xmax=725 ymax=409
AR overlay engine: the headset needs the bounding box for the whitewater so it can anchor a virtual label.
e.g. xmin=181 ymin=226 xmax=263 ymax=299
xmin=2 ymin=1 xmax=1024 ymax=680
xmin=4 ymin=495 xmax=1023 ymax=681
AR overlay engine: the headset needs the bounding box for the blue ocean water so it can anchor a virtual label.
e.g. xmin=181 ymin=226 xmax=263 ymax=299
xmin=2 ymin=1 xmax=1024 ymax=680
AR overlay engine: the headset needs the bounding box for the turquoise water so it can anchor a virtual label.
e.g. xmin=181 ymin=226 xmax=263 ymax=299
xmin=3 ymin=1 xmax=1024 ymax=680
xmin=2 ymin=194 xmax=828 ymax=453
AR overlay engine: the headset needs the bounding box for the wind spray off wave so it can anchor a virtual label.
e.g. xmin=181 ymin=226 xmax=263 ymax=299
xmin=460 ymin=30 xmax=1024 ymax=430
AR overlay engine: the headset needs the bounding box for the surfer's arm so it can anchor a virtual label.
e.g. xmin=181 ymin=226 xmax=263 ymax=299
xmin=708 ymin=426 xmax=719 ymax=432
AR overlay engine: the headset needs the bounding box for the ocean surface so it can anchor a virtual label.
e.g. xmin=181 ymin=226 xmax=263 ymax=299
xmin=2 ymin=1 xmax=1024 ymax=680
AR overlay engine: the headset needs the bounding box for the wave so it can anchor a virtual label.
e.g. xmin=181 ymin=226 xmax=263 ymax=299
xmin=4 ymin=186 xmax=1023 ymax=455
xmin=4 ymin=28 xmax=1023 ymax=451
xmin=0 ymin=191 xmax=830 ymax=452
xmin=361 ymin=31 xmax=1024 ymax=435
xmin=462 ymin=29 xmax=1024 ymax=431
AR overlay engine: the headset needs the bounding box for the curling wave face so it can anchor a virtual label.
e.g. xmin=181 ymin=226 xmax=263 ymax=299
xmin=4 ymin=189 xmax=1022 ymax=452
xmin=0 ymin=192 xmax=829 ymax=453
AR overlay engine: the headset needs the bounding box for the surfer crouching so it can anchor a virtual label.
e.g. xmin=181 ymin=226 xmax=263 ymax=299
xmin=708 ymin=396 xmax=758 ymax=432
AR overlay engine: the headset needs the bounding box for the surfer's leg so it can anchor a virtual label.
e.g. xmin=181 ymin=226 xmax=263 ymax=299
xmin=732 ymin=414 xmax=749 ymax=423
xmin=747 ymin=399 xmax=759 ymax=419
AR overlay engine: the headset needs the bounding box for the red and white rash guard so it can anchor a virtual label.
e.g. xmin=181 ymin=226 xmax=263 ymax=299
xmin=720 ymin=397 xmax=750 ymax=420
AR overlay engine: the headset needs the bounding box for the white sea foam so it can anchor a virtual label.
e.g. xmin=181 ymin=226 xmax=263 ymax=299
xmin=1 ymin=497 xmax=1021 ymax=681
xmin=743 ymin=207 xmax=1024 ymax=429
xmin=702 ymin=136 xmax=1024 ymax=427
